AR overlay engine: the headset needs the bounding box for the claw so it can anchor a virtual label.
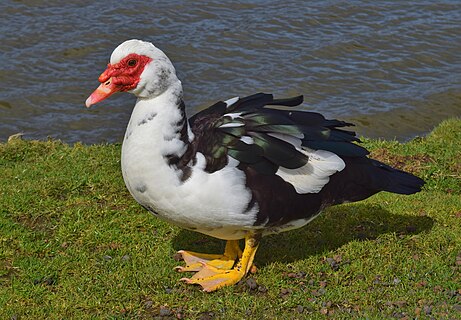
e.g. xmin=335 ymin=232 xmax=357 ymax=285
xmin=174 ymin=264 xmax=202 ymax=272
xmin=174 ymin=266 xmax=187 ymax=272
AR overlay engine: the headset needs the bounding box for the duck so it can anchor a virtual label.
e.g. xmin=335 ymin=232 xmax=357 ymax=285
xmin=85 ymin=39 xmax=424 ymax=292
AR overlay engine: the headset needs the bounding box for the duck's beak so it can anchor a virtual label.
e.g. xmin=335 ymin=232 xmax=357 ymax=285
xmin=85 ymin=77 xmax=120 ymax=108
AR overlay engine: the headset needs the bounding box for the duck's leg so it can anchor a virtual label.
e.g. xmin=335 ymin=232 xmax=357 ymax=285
xmin=180 ymin=233 xmax=260 ymax=292
xmin=174 ymin=240 xmax=242 ymax=272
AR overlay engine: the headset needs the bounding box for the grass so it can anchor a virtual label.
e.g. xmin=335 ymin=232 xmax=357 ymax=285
xmin=1 ymin=118 xmax=460 ymax=319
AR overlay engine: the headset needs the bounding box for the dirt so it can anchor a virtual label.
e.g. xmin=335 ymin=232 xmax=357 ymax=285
xmin=370 ymin=149 xmax=434 ymax=174
xmin=13 ymin=212 xmax=56 ymax=234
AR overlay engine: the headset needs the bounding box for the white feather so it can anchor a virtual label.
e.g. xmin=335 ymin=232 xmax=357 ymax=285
xmin=219 ymin=122 xmax=244 ymax=128
xmin=224 ymin=112 xmax=242 ymax=120
xmin=224 ymin=96 xmax=239 ymax=107
xmin=227 ymin=155 xmax=240 ymax=167
xmin=276 ymin=148 xmax=345 ymax=194
xmin=240 ymin=136 xmax=254 ymax=144
xmin=110 ymin=39 xmax=163 ymax=64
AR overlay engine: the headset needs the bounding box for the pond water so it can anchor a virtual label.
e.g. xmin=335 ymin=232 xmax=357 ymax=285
xmin=1 ymin=0 xmax=460 ymax=144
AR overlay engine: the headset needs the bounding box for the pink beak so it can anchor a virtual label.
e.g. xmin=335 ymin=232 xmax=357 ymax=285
xmin=85 ymin=77 xmax=120 ymax=108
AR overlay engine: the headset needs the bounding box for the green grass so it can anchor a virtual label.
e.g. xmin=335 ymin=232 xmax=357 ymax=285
xmin=1 ymin=118 xmax=460 ymax=319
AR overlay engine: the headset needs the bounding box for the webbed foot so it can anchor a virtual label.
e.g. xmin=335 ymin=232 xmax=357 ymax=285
xmin=176 ymin=235 xmax=260 ymax=292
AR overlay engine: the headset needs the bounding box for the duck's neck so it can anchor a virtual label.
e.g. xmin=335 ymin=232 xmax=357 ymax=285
xmin=122 ymin=81 xmax=194 ymax=181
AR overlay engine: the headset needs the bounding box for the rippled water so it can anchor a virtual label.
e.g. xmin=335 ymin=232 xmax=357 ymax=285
xmin=1 ymin=0 xmax=460 ymax=143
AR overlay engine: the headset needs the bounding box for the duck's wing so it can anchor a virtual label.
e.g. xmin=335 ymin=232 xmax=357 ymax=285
xmin=188 ymin=93 xmax=366 ymax=175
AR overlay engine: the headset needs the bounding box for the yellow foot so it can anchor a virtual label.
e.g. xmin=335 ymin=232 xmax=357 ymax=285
xmin=174 ymin=240 xmax=242 ymax=272
xmin=178 ymin=234 xmax=260 ymax=292
xmin=180 ymin=264 xmax=245 ymax=292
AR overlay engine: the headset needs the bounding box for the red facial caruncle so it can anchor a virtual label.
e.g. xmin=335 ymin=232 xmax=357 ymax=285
xmin=86 ymin=53 xmax=152 ymax=108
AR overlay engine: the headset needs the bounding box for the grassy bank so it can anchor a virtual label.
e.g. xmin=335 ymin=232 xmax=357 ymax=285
xmin=1 ymin=119 xmax=460 ymax=319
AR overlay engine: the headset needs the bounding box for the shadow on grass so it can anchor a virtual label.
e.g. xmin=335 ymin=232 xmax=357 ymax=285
xmin=171 ymin=203 xmax=434 ymax=266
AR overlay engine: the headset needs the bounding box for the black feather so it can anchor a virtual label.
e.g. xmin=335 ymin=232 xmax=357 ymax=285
xmin=302 ymin=140 xmax=369 ymax=157
xmin=251 ymin=132 xmax=308 ymax=169
xmin=243 ymin=159 xmax=279 ymax=175
xmin=271 ymin=95 xmax=304 ymax=107
xmin=226 ymin=93 xmax=274 ymax=112
xmin=370 ymin=160 xmax=425 ymax=194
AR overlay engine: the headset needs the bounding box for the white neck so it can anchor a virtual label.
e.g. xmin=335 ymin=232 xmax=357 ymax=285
xmin=121 ymin=79 xmax=192 ymax=193
xmin=126 ymin=79 xmax=187 ymax=143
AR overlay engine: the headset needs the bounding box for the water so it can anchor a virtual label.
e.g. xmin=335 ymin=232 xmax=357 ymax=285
xmin=1 ymin=0 xmax=460 ymax=144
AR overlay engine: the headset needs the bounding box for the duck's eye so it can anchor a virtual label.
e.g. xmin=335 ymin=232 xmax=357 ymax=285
xmin=127 ymin=59 xmax=137 ymax=66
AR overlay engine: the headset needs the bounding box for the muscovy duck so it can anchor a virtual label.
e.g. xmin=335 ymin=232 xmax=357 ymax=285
xmin=86 ymin=39 xmax=424 ymax=292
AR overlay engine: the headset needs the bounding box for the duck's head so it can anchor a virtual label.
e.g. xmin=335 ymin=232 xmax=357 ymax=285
xmin=86 ymin=39 xmax=178 ymax=107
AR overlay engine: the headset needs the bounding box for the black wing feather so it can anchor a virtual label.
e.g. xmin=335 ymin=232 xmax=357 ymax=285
xmin=189 ymin=93 xmax=363 ymax=173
